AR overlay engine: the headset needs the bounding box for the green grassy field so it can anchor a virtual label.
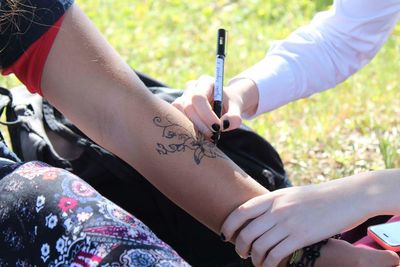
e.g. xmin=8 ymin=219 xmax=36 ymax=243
xmin=1 ymin=0 xmax=399 ymax=185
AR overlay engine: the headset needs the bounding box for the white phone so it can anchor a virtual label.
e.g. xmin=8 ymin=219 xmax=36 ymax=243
xmin=368 ymin=221 xmax=400 ymax=251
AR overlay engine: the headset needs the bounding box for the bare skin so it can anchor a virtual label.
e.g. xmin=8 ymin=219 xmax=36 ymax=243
xmin=222 ymin=170 xmax=400 ymax=266
xmin=3 ymin=3 xmax=396 ymax=266
xmin=41 ymin=4 xmax=268 ymax=234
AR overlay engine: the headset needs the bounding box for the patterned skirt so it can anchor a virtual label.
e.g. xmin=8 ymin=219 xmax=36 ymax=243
xmin=0 ymin=161 xmax=189 ymax=266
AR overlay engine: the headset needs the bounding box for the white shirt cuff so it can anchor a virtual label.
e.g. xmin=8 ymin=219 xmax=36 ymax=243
xmin=231 ymin=55 xmax=296 ymax=119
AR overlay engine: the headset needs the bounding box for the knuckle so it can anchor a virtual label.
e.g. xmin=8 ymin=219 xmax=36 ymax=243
xmin=199 ymin=74 xmax=214 ymax=82
xmin=191 ymin=94 xmax=207 ymax=105
xmin=236 ymin=232 xmax=251 ymax=248
xmin=251 ymin=240 xmax=264 ymax=257
xmin=236 ymin=203 xmax=250 ymax=213
xmin=231 ymin=114 xmax=242 ymax=123
xmin=185 ymin=80 xmax=197 ymax=89
xmin=182 ymin=103 xmax=193 ymax=114
xmin=172 ymin=101 xmax=183 ymax=109
xmin=266 ymin=250 xmax=283 ymax=267
xmin=233 ymin=207 xmax=248 ymax=221
xmin=270 ymin=204 xmax=288 ymax=217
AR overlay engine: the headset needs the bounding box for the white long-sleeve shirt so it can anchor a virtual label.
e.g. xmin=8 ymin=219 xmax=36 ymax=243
xmin=239 ymin=0 xmax=400 ymax=117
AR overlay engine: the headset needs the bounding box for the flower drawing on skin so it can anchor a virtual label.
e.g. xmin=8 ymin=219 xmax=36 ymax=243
xmin=153 ymin=115 xmax=226 ymax=165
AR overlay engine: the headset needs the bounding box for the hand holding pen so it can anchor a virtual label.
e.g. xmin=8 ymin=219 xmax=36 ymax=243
xmin=172 ymin=29 xmax=246 ymax=140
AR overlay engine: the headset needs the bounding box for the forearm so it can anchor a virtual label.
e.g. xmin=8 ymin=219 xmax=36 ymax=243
xmin=41 ymin=4 xmax=268 ymax=232
xmin=357 ymin=169 xmax=400 ymax=217
xmin=319 ymin=169 xmax=400 ymax=222
xmin=118 ymin=96 xmax=268 ymax=230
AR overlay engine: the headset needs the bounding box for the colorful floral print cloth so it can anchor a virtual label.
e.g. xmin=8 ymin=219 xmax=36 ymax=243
xmin=0 ymin=161 xmax=190 ymax=266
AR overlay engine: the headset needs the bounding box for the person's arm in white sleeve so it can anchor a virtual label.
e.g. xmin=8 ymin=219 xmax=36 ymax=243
xmin=240 ymin=0 xmax=400 ymax=116
xmin=172 ymin=0 xmax=400 ymax=134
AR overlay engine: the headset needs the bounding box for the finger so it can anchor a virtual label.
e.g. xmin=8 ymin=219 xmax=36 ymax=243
xmin=183 ymin=104 xmax=213 ymax=137
xmin=185 ymin=79 xmax=198 ymax=89
xmin=191 ymin=93 xmax=221 ymax=130
xmin=221 ymin=194 xmax=273 ymax=242
xmin=235 ymin=211 xmax=276 ymax=258
xmin=250 ymin=227 xmax=288 ymax=266
xmin=197 ymin=75 xmax=215 ymax=102
xmin=192 ymin=76 xmax=221 ymax=129
xmin=220 ymin=110 xmax=241 ymax=131
xmin=262 ymin=237 xmax=300 ymax=267
xmin=171 ymin=97 xmax=185 ymax=114
xmin=220 ymin=96 xmax=242 ymax=131
xmin=183 ymin=76 xmax=219 ymax=132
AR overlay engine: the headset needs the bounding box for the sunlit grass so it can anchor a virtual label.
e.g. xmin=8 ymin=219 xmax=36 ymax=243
xmin=0 ymin=0 xmax=398 ymax=185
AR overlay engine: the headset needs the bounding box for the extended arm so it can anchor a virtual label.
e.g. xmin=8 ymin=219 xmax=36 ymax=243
xmin=237 ymin=0 xmax=400 ymax=115
xmin=221 ymin=169 xmax=400 ymax=266
xmin=172 ymin=0 xmax=400 ymax=133
xmin=40 ymin=4 xmax=268 ymax=232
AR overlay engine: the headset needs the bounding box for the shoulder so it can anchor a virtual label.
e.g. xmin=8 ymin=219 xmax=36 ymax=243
xmin=0 ymin=0 xmax=75 ymax=69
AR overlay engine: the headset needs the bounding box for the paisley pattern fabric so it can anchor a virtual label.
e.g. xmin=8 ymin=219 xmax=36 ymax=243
xmin=0 ymin=161 xmax=189 ymax=266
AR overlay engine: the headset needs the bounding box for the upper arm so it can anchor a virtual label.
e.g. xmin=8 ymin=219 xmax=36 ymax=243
xmin=41 ymin=4 xmax=153 ymax=150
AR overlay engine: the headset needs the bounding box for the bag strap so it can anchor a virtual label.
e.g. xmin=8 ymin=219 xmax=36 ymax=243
xmin=42 ymin=99 xmax=87 ymax=146
xmin=0 ymin=87 xmax=22 ymax=126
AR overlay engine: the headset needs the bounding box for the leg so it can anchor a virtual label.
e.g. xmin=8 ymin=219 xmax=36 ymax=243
xmin=0 ymin=161 xmax=189 ymax=266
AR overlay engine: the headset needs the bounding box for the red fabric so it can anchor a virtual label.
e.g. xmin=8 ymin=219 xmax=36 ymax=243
xmin=1 ymin=15 xmax=66 ymax=95
xmin=354 ymin=215 xmax=400 ymax=250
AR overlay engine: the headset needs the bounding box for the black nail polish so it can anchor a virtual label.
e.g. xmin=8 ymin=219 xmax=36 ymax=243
xmin=223 ymin=120 xmax=230 ymax=130
xmin=220 ymin=233 xmax=226 ymax=242
xmin=211 ymin=123 xmax=220 ymax=132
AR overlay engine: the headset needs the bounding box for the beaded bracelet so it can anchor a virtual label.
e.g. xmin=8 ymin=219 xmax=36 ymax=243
xmin=287 ymin=235 xmax=341 ymax=267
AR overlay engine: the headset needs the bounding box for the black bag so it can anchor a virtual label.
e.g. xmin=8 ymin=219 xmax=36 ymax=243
xmin=0 ymin=74 xmax=291 ymax=266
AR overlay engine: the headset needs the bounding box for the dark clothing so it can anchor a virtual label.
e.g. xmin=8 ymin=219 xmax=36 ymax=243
xmin=0 ymin=0 xmax=74 ymax=68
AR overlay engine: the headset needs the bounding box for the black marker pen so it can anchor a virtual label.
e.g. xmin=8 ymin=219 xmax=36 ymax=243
xmin=212 ymin=28 xmax=227 ymax=143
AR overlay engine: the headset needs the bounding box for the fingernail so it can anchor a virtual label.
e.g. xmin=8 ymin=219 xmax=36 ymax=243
xmin=236 ymin=252 xmax=247 ymax=259
xmin=220 ymin=233 xmax=226 ymax=242
xmin=211 ymin=123 xmax=220 ymax=132
xmin=223 ymin=120 xmax=230 ymax=130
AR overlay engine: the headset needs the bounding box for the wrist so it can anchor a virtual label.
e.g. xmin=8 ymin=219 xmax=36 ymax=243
xmin=226 ymin=78 xmax=259 ymax=118
xmin=362 ymin=169 xmax=400 ymax=216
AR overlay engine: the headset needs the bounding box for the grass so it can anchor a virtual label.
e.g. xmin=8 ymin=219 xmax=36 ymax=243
xmin=0 ymin=0 xmax=399 ymax=185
